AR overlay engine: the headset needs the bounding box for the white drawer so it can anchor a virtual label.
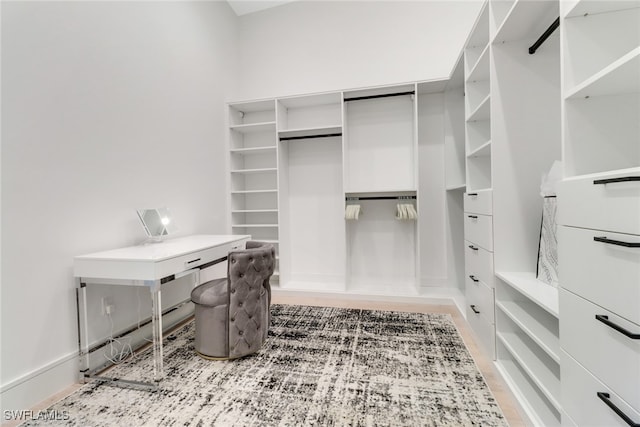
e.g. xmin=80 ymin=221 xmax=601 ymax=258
xmin=464 ymin=189 xmax=492 ymax=215
xmin=464 ymin=241 xmax=494 ymax=287
xmin=558 ymin=167 xmax=640 ymax=235
xmin=562 ymin=349 xmax=640 ymax=427
xmin=559 ymin=226 xmax=640 ymax=325
xmin=465 ymin=275 xmax=495 ymax=323
xmin=464 ymin=213 xmax=493 ymax=251
xmin=560 ymin=288 xmax=640 ymax=413
xmin=466 ymin=303 xmax=496 ymax=360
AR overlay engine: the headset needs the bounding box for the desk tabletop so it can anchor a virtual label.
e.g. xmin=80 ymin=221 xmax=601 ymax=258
xmin=75 ymin=235 xmax=250 ymax=263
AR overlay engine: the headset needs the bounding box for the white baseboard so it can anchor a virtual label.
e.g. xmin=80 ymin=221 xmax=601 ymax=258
xmin=1 ymin=351 xmax=77 ymax=415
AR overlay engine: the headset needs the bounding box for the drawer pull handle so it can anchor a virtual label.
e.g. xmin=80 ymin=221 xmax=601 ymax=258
xmin=470 ymin=305 xmax=480 ymax=314
xmin=469 ymin=275 xmax=479 ymax=283
xmin=468 ymin=215 xmax=478 ymax=219
xmin=595 ymin=315 xmax=640 ymax=339
xmin=186 ymin=258 xmax=202 ymax=265
xmin=593 ymin=176 xmax=640 ymax=185
xmin=467 ymin=193 xmax=478 ymax=197
xmin=468 ymin=245 xmax=479 ymax=251
xmin=597 ymin=392 xmax=640 ymax=427
xmin=594 ymin=236 xmax=640 ymax=248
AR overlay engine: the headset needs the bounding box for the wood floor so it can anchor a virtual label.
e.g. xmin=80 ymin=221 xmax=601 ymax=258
xmin=7 ymin=295 xmax=527 ymax=427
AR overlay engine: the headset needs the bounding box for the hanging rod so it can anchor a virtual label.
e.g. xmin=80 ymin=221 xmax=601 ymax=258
xmin=343 ymin=91 xmax=415 ymax=102
xmin=529 ymin=17 xmax=559 ymax=54
xmin=279 ymin=133 xmax=342 ymax=141
xmin=346 ymin=195 xmax=417 ymax=201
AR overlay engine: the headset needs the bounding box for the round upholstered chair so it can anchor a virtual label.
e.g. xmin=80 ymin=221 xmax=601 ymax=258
xmin=190 ymin=241 xmax=275 ymax=360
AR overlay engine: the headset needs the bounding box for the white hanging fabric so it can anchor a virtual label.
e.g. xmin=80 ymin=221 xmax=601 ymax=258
xmin=345 ymin=204 xmax=361 ymax=220
xmin=395 ymin=203 xmax=418 ymax=220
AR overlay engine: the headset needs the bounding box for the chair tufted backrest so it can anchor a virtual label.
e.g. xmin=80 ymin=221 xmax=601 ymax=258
xmin=226 ymin=241 xmax=275 ymax=358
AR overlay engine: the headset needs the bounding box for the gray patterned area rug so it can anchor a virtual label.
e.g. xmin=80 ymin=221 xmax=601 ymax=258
xmin=24 ymin=305 xmax=507 ymax=426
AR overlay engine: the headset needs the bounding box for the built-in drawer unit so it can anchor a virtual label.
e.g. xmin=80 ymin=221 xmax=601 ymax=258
xmin=466 ymin=302 xmax=496 ymax=360
xmin=560 ymin=288 xmax=640 ymax=413
xmin=466 ymin=275 xmax=495 ymax=323
xmin=464 ymin=241 xmax=494 ymax=287
xmin=559 ymin=225 xmax=640 ymax=325
xmin=562 ymin=349 xmax=640 ymax=427
xmin=558 ymin=168 xmax=640 ymax=235
xmin=464 ymin=213 xmax=493 ymax=251
xmin=463 ymin=189 xmax=493 ymax=216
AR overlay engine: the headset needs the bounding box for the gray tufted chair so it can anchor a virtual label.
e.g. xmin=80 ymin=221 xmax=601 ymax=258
xmin=190 ymin=241 xmax=275 ymax=359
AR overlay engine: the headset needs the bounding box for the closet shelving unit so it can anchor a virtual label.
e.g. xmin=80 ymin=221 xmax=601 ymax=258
xmin=489 ymin=0 xmax=562 ymax=425
xmin=227 ymin=99 xmax=280 ymax=283
xmin=343 ymin=84 xmax=420 ymax=293
xmin=558 ymin=2 xmax=640 ymax=426
xmin=464 ymin=3 xmax=492 ymax=193
xmin=276 ymin=92 xmax=346 ymax=290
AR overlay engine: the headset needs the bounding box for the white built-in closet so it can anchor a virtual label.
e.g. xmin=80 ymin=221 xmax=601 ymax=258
xmin=227 ymin=81 xmax=451 ymax=297
xmin=227 ymin=1 xmax=640 ymax=424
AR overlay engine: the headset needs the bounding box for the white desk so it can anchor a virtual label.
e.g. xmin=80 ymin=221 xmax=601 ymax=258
xmin=74 ymin=234 xmax=250 ymax=388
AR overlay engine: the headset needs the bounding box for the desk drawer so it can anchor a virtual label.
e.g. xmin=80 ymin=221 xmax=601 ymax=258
xmin=464 ymin=189 xmax=492 ymax=215
xmin=465 ymin=241 xmax=494 ymax=288
xmin=464 ymin=213 xmax=493 ymax=252
xmin=156 ymin=239 xmax=248 ymax=279
xmin=558 ymin=168 xmax=640 ymax=235
xmin=562 ymin=349 xmax=640 ymax=427
xmin=559 ymin=226 xmax=640 ymax=325
xmin=560 ymin=288 xmax=640 ymax=413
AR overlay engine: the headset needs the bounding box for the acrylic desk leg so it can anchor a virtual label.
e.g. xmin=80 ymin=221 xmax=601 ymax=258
xmin=149 ymin=282 xmax=164 ymax=383
xmin=76 ymin=279 xmax=90 ymax=383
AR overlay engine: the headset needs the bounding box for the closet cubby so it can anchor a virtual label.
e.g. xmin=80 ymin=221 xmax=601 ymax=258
xmin=562 ymin=4 xmax=640 ymax=176
xmin=277 ymin=92 xmax=342 ymax=135
xmin=343 ymin=84 xmax=417 ymax=193
xmin=464 ymin=4 xmax=490 ymax=76
xmin=228 ymin=100 xmax=280 ymax=283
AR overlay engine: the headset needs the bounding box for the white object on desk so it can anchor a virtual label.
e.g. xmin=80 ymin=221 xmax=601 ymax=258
xmin=74 ymin=234 xmax=250 ymax=388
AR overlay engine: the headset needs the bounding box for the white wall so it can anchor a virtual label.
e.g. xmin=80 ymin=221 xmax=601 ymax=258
xmin=235 ymin=0 xmax=483 ymax=100
xmin=1 ymin=0 xmax=238 ymax=412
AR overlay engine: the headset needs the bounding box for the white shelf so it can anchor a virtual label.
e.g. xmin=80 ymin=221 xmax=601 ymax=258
xmin=230 ymin=146 xmax=277 ymax=154
xmin=467 ymin=140 xmax=491 ymax=158
xmin=229 ymin=121 xmax=276 ymax=134
xmin=446 ymin=184 xmax=466 ymax=191
xmin=230 ymin=168 xmax=278 ymax=174
xmin=495 ymin=358 xmax=561 ymax=427
xmin=466 ymin=44 xmax=490 ymax=82
xmin=495 ymin=271 xmax=559 ymax=317
xmin=497 ymin=332 xmax=561 ymax=412
xmin=466 ymin=94 xmax=491 ymax=122
xmin=566 ymin=47 xmax=640 ymax=99
xmin=565 ymin=0 xmax=640 ymax=18
xmin=231 ymin=224 xmax=279 ymax=228
xmin=278 ymin=125 xmax=342 ymax=140
xmin=232 ymin=209 xmax=278 ymax=213
xmin=496 ymin=300 xmax=560 ymax=363
xmin=231 ymin=189 xmax=278 ymax=194
xmin=494 ymin=0 xmax=558 ymax=44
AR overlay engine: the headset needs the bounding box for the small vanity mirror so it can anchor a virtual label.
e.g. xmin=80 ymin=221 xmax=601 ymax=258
xmin=136 ymin=207 xmax=177 ymax=241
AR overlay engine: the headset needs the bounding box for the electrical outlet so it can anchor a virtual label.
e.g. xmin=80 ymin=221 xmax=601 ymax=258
xmin=101 ymin=297 xmax=114 ymax=316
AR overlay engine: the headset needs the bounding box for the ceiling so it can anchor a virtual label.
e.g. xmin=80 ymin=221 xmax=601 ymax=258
xmin=226 ymin=0 xmax=298 ymax=16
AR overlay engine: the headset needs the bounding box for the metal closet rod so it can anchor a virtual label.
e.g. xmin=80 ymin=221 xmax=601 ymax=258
xmin=346 ymin=196 xmax=417 ymax=201
xmin=343 ymin=91 xmax=415 ymax=102
xmin=279 ymin=133 xmax=342 ymax=141
xmin=529 ymin=17 xmax=560 ymax=54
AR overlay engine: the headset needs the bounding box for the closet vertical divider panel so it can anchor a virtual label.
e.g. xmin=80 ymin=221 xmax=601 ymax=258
xmin=227 ymin=99 xmax=280 ymax=283
xmin=343 ymin=84 xmax=419 ymax=294
xmin=442 ymin=56 xmax=467 ymax=304
xmin=490 ymin=0 xmax=562 ymax=425
xmin=276 ymin=92 xmax=345 ymax=291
